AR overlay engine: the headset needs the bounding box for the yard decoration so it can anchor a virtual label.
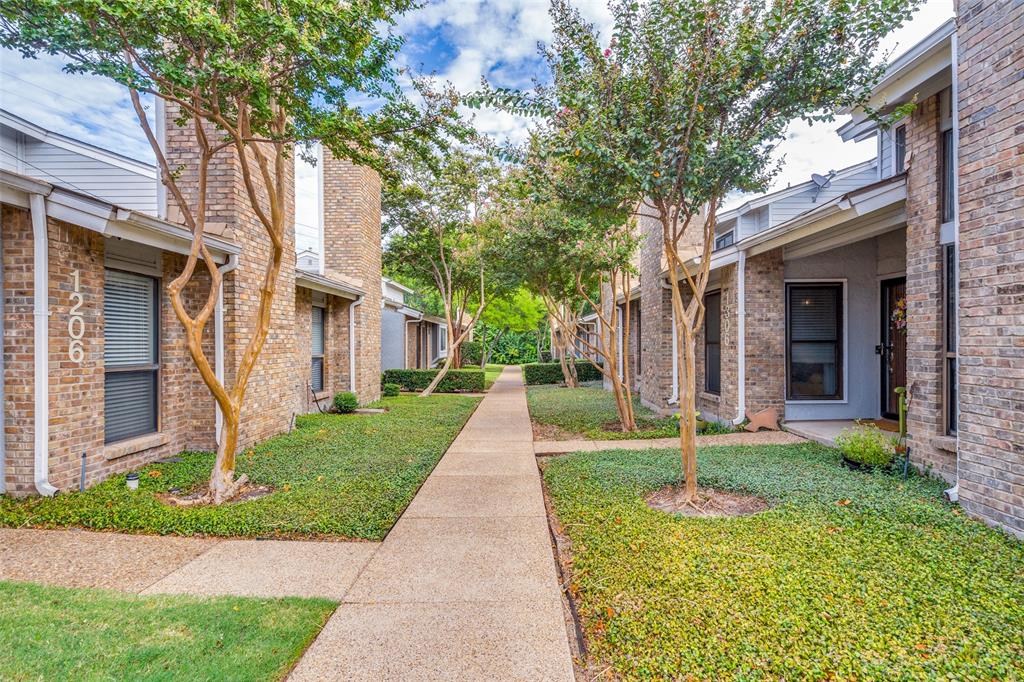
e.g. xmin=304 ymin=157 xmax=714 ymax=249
xmin=1 ymin=0 xmax=463 ymax=503
xmin=744 ymin=408 xmax=780 ymax=433
xmin=473 ymin=0 xmax=920 ymax=503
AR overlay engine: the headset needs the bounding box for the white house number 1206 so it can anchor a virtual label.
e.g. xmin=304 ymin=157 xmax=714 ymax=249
xmin=68 ymin=269 xmax=85 ymax=364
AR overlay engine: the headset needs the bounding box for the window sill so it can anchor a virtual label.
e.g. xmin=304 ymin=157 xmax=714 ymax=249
xmin=932 ymin=435 xmax=957 ymax=453
xmin=103 ymin=432 xmax=170 ymax=461
xmin=699 ymin=392 xmax=721 ymax=403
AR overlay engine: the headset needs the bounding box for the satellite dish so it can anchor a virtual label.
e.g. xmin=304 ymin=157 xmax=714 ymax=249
xmin=810 ymin=170 xmax=836 ymax=202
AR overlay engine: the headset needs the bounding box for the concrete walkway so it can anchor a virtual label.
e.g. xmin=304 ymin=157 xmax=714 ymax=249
xmin=534 ymin=429 xmax=806 ymax=455
xmin=289 ymin=365 xmax=575 ymax=681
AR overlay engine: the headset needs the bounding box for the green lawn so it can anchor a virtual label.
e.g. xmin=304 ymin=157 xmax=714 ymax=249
xmin=543 ymin=443 xmax=1024 ymax=680
xmin=0 ymin=394 xmax=479 ymax=539
xmin=484 ymin=363 xmax=504 ymax=389
xmin=527 ymin=384 xmax=679 ymax=439
xmin=0 ymin=581 xmax=334 ymax=681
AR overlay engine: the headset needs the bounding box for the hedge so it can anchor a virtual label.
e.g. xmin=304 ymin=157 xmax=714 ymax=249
xmin=381 ymin=368 xmax=485 ymax=393
xmin=523 ymin=360 xmax=602 ymax=385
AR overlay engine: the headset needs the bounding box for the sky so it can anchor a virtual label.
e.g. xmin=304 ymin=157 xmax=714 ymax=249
xmin=0 ymin=0 xmax=953 ymax=199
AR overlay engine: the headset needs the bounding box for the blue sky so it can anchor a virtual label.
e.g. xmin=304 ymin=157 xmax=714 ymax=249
xmin=0 ymin=0 xmax=953 ymax=195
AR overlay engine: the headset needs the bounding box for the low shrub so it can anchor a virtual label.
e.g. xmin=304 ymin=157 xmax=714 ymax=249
xmin=382 ymin=382 xmax=401 ymax=397
xmin=333 ymin=391 xmax=358 ymax=413
xmin=835 ymin=425 xmax=896 ymax=468
xmin=523 ymin=361 xmax=602 ymax=385
xmin=381 ymin=368 xmax=485 ymax=393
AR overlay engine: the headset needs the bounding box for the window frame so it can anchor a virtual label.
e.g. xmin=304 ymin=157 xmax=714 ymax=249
xmin=103 ymin=267 xmax=160 ymax=444
xmin=714 ymin=230 xmax=735 ymax=251
xmin=940 ymin=128 xmax=955 ymax=225
xmin=943 ymin=244 xmax=958 ymax=434
xmin=311 ymin=304 xmax=326 ymax=393
xmin=894 ymin=124 xmax=907 ymax=173
xmin=704 ymin=290 xmax=722 ymax=395
xmin=785 ymin=281 xmax=845 ymax=402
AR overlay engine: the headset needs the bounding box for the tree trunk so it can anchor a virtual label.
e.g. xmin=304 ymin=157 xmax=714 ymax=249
xmin=208 ymin=405 xmax=248 ymax=504
xmin=479 ymin=324 xmax=488 ymax=369
xmin=421 ymin=351 xmax=455 ymax=396
xmin=677 ymin=321 xmax=698 ymax=500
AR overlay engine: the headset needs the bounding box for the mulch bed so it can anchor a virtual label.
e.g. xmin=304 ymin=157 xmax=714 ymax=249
xmin=645 ymin=484 xmax=769 ymax=518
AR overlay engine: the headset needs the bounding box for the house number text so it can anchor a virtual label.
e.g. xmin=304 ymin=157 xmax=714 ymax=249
xmin=68 ymin=269 xmax=85 ymax=364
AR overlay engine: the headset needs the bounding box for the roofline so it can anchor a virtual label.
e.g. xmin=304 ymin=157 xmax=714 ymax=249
xmin=0 ymin=108 xmax=156 ymax=178
xmin=719 ymin=158 xmax=877 ymax=222
xmin=0 ymin=168 xmax=238 ymax=260
xmin=382 ymin=277 xmax=415 ymax=294
xmin=295 ymin=270 xmax=364 ymax=301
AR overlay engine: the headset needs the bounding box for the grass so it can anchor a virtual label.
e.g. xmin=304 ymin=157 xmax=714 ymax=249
xmin=543 ymin=443 xmax=1024 ymax=680
xmin=0 ymin=580 xmax=335 ymax=681
xmin=484 ymin=363 xmax=504 ymax=389
xmin=527 ymin=384 xmax=679 ymax=439
xmin=0 ymin=394 xmax=480 ymax=540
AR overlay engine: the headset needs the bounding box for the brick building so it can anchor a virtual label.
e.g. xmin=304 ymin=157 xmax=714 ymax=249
xmin=623 ymin=14 xmax=1022 ymax=537
xmin=1 ymin=106 xmax=382 ymax=495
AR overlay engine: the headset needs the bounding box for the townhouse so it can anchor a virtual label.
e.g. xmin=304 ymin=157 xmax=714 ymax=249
xmin=625 ymin=6 xmax=1022 ymax=537
xmin=1 ymin=106 xmax=382 ymax=495
xmin=380 ymin=277 xmax=451 ymax=371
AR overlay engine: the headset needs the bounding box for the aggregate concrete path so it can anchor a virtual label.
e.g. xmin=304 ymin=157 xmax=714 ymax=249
xmin=289 ymin=366 xmax=575 ymax=682
xmin=533 ymin=429 xmax=806 ymax=455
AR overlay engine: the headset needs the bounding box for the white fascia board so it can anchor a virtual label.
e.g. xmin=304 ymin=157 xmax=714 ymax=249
xmin=45 ymin=187 xmax=114 ymax=232
xmin=0 ymin=109 xmax=157 ymax=178
xmin=383 ymin=277 xmax=415 ymax=294
xmin=295 ymin=272 xmax=363 ymax=301
xmin=398 ymin=306 xmax=423 ymax=319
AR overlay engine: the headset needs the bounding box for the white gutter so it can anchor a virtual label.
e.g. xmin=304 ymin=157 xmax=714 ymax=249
xmin=349 ymin=296 xmax=364 ymax=393
xmin=31 ymin=192 xmax=57 ymax=496
xmin=214 ymin=254 xmax=239 ymax=442
xmin=733 ymin=250 xmax=747 ymax=425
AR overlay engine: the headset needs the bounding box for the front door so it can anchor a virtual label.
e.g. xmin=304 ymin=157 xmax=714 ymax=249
xmin=880 ymin=277 xmax=907 ymax=419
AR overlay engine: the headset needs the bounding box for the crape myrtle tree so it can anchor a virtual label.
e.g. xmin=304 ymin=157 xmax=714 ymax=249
xmin=1 ymin=0 xmax=462 ymax=503
xmin=506 ymin=185 xmax=640 ymax=430
xmin=477 ymin=0 xmax=920 ymax=502
xmin=383 ymin=140 xmax=512 ymax=396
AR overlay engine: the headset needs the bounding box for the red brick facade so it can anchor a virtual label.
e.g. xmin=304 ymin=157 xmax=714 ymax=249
xmin=955 ymin=0 xmax=1024 ymax=536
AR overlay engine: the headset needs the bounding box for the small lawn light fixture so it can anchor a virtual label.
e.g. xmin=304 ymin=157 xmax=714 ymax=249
xmin=125 ymin=472 xmax=140 ymax=491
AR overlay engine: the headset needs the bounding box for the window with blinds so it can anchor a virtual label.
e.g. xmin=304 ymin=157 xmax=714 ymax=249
xmin=704 ymin=291 xmax=721 ymax=395
xmin=104 ymin=269 xmax=159 ymax=443
xmin=311 ymin=306 xmax=325 ymax=392
xmin=786 ymin=283 xmax=843 ymax=400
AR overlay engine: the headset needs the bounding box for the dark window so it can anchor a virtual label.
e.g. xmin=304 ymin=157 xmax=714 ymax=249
xmin=104 ymin=269 xmax=159 ymax=443
xmin=311 ymin=305 xmax=325 ymax=392
xmin=704 ymin=292 xmax=721 ymax=394
xmin=944 ymin=245 xmax=958 ymax=433
xmin=714 ymin=231 xmax=734 ymax=250
xmin=786 ymin=283 xmax=843 ymax=400
xmin=894 ymin=125 xmax=906 ymax=172
xmin=941 ymin=128 xmax=955 ymax=224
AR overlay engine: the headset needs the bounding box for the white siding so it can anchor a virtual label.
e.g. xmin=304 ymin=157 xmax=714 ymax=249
xmin=17 ymin=133 xmax=157 ymax=213
xmin=879 ymin=129 xmax=894 ymax=179
xmin=768 ymin=166 xmax=878 ymax=227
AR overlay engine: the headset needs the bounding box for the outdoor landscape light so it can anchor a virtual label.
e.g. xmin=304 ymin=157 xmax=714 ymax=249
xmin=126 ymin=472 xmax=140 ymax=491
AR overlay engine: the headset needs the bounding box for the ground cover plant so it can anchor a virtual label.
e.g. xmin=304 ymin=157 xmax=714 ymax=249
xmin=543 ymin=443 xmax=1024 ymax=680
xmin=0 ymin=395 xmax=479 ymax=539
xmin=529 ymin=384 xmax=730 ymax=440
xmin=0 ymin=581 xmax=334 ymax=681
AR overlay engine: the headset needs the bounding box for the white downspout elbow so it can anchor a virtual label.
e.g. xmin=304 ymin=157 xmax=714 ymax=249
xmin=349 ymin=296 xmax=363 ymax=394
xmin=214 ymin=254 xmax=239 ymax=442
xmin=733 ymin=250 xmax=747 ymax=425
xmin=31 ymin=193 xmax=57 ymax=496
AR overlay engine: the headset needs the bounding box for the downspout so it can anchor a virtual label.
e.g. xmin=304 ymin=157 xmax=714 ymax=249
xmin=31 ymin=192 xmax=57 ymax=496
xmin=946 ymin=31 xmax=961 ymax=503
xmin=214 ymin=254 xmax=239 ymax=442
xmin=733 ymin=250 xmax=747 ymax=425
xmin=349 ymin=296 xmax=364 ymax=393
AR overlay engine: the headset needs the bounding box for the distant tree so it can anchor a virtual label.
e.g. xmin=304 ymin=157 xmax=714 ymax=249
xmin=477 ymin=0 xmax=919 ymax=502
xmin=1 ymin=0 xmax=461 ymax=503
xmin=383 ymin=141 xmax=512 ymax=395
xmin=478 ymin=288 xmax=546 ymax=367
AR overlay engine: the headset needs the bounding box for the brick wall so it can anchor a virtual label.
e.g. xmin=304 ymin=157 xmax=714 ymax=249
xmin=903 ymin=93 xmax=957 ymax=480
xmin=743 ymin=248 xmax=786 ymax=416
xmin=322 ymin=150 xmax=382 ymax=404
xmin=164 ymin=104 xmax=299 ymax=447
xmin=638 ymin=212 xmax=676 ymax=411
xmin=955 ymin=0 xmax=1024 ymax=537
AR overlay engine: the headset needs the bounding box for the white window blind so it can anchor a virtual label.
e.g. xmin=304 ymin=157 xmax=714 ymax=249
xmin=787 ymin=284 xmax=842 ymax=400
xmin=311 ymin=306 xmax=325 ymax=392
xmin=104 ymin=269 xmax=159 ymax=443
